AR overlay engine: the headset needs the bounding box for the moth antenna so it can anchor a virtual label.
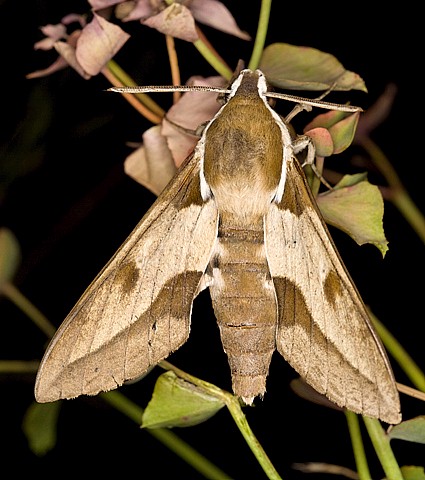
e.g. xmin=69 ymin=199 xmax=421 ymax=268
xmin=266 ymin=91 xmax=362 ymax=117
xmin=108 ymin=85 xmax=231 ymax=95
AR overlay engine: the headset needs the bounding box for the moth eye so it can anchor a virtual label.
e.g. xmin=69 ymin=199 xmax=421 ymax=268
xmin=151 ymin=322 xmax=157 ymax=332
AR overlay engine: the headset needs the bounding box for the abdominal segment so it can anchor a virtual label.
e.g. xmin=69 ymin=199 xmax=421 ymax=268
xmin=208 ymin=220 xmax=277 ymax=404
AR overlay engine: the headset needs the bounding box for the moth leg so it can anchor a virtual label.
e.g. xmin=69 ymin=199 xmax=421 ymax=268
xmin=164 ymin=115 xmax=208 ymax=138
xmin=284 ymin=80 xmax=341 ymax=123
xmin=293 ymin=135 xmax=315 ymax=165
xmin=293 ymin=135 xmax=334 ymax=191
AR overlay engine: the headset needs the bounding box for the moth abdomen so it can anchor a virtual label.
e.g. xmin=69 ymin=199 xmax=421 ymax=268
xmin=209 ymin=225 xmax=278 ymax=403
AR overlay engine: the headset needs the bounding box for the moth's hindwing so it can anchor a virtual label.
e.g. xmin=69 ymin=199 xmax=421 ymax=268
xmin=35 ymin=152 xmax=219 ymax=403
xmin=265 ymin=158 xmax=401 ymax=425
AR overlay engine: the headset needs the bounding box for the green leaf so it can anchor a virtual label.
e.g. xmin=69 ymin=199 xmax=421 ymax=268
xmin=317 ymin=174 xmax=388 ymax=256
xmin=328 ymin=113 xmax=359 ymax=154
xmin=305 ymin=111 xmax=360 ymax=154
xmin=399 ymin=466 xmax=425 ymax=480
xmin=388 ymin=416 xmax=425 ymax=444
xmin=0 ymin=228 xmax=21 ymax=286
xmin=259 ymin=43 xmax=367 ymax=91
xmin=142 ymin=371 xmax=225 ymax=429
xmin=335 ymin=172 xmax=367 ymax=188
xmin=384 ymin=466 xmax=425 ymax=480
xmin=305 ymin=109 xmax=348 ymax=130
xmin=22 ymin=401 xmax=61 ymax=456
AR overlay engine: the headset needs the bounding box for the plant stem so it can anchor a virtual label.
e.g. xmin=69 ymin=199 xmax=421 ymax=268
xmin=1 ymin=282 xmax=56 ymax=338
xmin=362 ymin=416 xmax=403 ymax=480
xmin=248 ymin=0 xmax=272 ymax=69
xmin=103 ymin=61 xmax=165 ymax=123
xmin=193 ymin=34 xmax=232 ymax=80
xmin=310 ymin=156 xmax=324 ymax=197
xmin=101 ymin=391 xmax=232 ymax=480
xmin=370 ymin=312 xmax=425 ymax=391
xmin=4 ymin=287 xmax=231 ymax=480
xmin=345 ymin=411 xmax=371 ymax=479
xmin=359 ymin=136 xmax=425 ymax=244
xmin=0 ymin=360 xmax=39 ymax=373
xmin=226 ymin=397 xmax=283 ymax=480
xmin=160 ymin=361 xmax=283 ymax=480
xmin=391 ymin=188 xmax=425 ymax=245
xmin=165 ymin=34 xmax=182 ymax=103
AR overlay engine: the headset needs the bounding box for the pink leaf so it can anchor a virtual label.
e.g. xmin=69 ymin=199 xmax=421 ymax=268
xmin=117 ymin=0 xmax=153 ymax=21
xmin=27 ymin=30 xmax=86 ymax=79
xmin=304 ymin=127 xmax=334 ymax=157
xmin=61 ymin=14 xmax=87 ymax=27
xmin=75 ymin=13 xmax=130 ymax=76
xmin=34 ymin=37 xmax=61 ymax=51
xmin=88 ymin=0 xmax=125 ymax=9
xmin=189 ymin=0 xmax=250 ymax=40
xmin=124 ymin=126 xmax=177 ymax=195
xmin=55 ymin=40 xmax=91 ymax=79
xmin=163 ymin=75 xmax=225 ymax=166
xmin=26 ymin=55 xmax=69 ymax=79
xmin=38 ymin=24 xmax=67 ymax=44
xmin=142 ymin=3 xmax=199 ymax=42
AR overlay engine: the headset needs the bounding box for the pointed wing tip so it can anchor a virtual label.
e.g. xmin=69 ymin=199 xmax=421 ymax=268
xmin=34 ymin=376 xmax=55 ymax=403
xmin=382 ymin=409 xmax=402 ymax=425
xmin=34 ymin=385 xmax=63 ymax=404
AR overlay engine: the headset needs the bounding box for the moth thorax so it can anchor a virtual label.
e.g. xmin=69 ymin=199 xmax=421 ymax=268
xmin=202 ymin=87 xmax=284 ymax=213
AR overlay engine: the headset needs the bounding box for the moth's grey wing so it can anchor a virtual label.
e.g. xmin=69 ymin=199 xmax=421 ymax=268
xmin=35 ymin=151 xmax=219 ymax=403
xmin=265 ymin=158 xmax=401 ymax=424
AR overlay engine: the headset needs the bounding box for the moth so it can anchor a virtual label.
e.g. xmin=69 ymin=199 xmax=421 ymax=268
xmin=35 ymin=69 xmax=401 ymax=424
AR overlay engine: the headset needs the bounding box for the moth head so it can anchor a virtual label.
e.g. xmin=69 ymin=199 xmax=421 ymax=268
xmin=227 ymin=69 xmax=268 ymax=101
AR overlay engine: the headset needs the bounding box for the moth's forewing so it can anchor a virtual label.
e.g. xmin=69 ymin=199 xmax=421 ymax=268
xmin=265 ymin=159 xmax=401 ymax=424
xmin=35 ymin=152 xmax=219 ymax=403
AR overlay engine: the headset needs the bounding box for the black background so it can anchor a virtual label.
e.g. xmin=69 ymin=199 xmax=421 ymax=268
xmin=1 ymin=1 xmax=423 ymax=478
